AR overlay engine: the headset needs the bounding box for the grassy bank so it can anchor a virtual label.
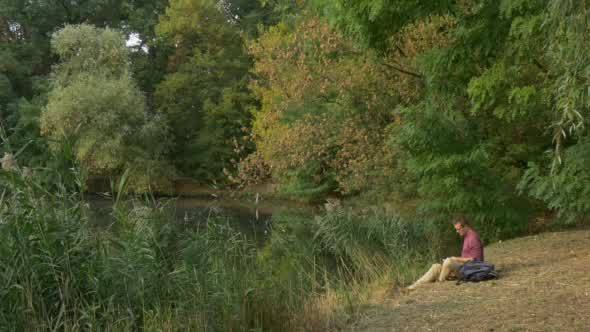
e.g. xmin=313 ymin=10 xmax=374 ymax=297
xmin=0 ymin=168 xmax=450 ymax=331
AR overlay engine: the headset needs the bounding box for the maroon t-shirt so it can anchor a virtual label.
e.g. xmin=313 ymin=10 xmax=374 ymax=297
xmin=462 ymin=229 xmax=484 ymax=261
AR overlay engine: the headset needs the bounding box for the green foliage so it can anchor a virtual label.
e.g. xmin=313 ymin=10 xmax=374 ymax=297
xmin=190 ymin=87 xmax=255 ymax=179
xmin=0 ymin=74 xmax=15 ymax=106
xmin=313 ymin=210 xmax=445 ymax=279
xmin=0 ymin=165 xmax=443 ymax=330
xmin=280 ymin=160 xmax=338 ymax=202
xmin=0 ymin=169 xmax=92 ymax=329
xmin=4 ymin=0 xmax=590 ymax=277
xmin=519 ymin=136 xmax=590 ymax=223
xmin=49 ymin=25 xmax=130 ymax=86
xmin=248 ymin=15 xmax=398 ymax=200
xmin=543 ymin=0 xmax=590 ymax=161
xmin=515 ymin=0 xmax=590 ymax=223
xmin=311 ymin=0 xmax=454 ymax=49
xmin=1 ymin=0 xmax=171 ymax=175
xmin=351 ymin=0 xmax=553 ymax=236
xmin=41 ymin=24 xmax=173 ymax=191
xmin=391 ymin=100 xmax=534 ymax=240
xmin=155 ymin=0 xmax=255 ymax=181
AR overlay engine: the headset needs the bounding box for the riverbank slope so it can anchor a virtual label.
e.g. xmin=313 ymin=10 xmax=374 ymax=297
xmin=349 ymin=228 xmax=590 ymax=331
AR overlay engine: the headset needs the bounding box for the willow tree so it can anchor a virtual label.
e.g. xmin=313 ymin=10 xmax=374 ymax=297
xmin=303 ymin=0 xmax=561 ymax=238
xmin=41 ymin=24 xmax=172 ymax=191
xmin=518 ymin=0 xmax=590 ymax=222
xmin=1 ymin=0 xmax=171 ymax=174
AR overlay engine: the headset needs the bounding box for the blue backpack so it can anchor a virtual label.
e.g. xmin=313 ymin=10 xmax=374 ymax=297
xmin=456 ymin=261 xmax=499 ymax=284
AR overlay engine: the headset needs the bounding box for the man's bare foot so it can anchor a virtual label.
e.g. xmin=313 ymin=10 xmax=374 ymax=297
xmin=390 ymin=285 xmax=413 ymax=297
xmin=403 ymin=285 xmax=416 ymax=294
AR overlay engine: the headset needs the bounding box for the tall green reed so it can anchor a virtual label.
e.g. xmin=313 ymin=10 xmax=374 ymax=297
xmin=0 ymin=161 xmax=444 ymax=331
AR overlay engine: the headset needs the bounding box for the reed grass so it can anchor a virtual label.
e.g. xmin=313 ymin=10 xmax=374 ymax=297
xmin=0 ymin=165 xmax=445 ymax=331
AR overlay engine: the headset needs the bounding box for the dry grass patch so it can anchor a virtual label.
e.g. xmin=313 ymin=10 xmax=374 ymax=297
xmin=347 ymin=228 xmax=590 ymax=331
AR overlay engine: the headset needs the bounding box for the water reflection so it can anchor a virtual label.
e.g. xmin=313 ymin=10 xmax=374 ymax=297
xmin=86 ymin=194 xmax=313 ymax=244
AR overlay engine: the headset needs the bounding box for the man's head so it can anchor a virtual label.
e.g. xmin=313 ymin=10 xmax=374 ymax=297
xmin=453 ymin=215 xmax=470 ymax=237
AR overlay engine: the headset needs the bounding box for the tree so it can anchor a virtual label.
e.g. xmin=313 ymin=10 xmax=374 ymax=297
xmin=311 ymin=0 xmax=454 ymax=50
xmin=40 ymin=24 xmax=172 ymax=191
xmin=247 ymin=15 xmax=398 ymax=200
xmin=310 ymin=0 xmax=564 ymax=236
xmin=517 ymin=0 xmax=590 ymax=222
xmin=155 ymin=0 xmax=255 ymax=181
xmin=0 ymin=0 xmax=169 ymax=169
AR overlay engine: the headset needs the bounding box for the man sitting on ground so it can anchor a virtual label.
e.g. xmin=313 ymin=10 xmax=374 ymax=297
xmin=407 ymin=216 xmax=483 ymax=290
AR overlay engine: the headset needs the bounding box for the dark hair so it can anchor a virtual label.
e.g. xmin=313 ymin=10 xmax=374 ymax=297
xmin=453 ymin=215 xmax=469 ymax=227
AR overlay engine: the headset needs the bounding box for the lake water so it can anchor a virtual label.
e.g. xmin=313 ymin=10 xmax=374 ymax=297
xmin=86 ymin=194 xmax=315 ymax=243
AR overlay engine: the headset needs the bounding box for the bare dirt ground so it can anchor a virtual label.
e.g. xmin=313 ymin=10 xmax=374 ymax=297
xmin=348 ymin=228 xmax=590 ymax=331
